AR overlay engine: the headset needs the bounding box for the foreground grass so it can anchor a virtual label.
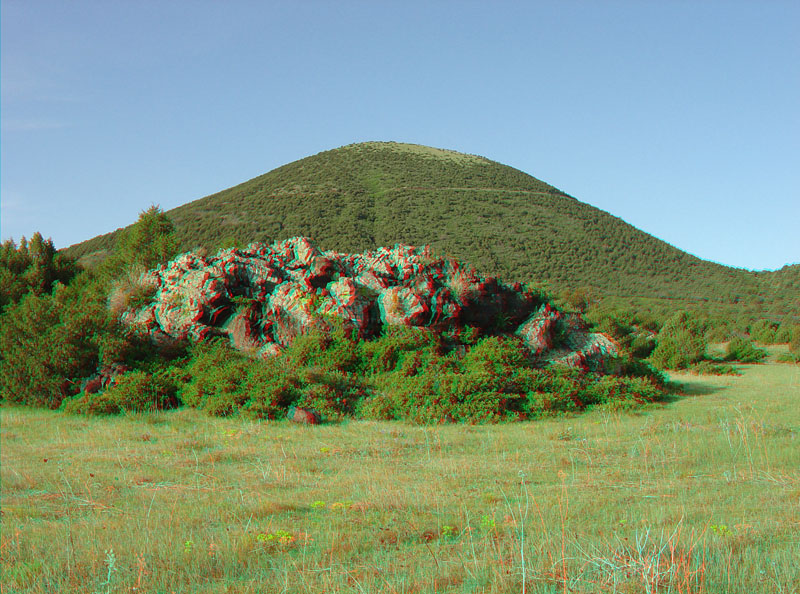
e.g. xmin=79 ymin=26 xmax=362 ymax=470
xmin=1 ymin=363 xmax=798 ymax=593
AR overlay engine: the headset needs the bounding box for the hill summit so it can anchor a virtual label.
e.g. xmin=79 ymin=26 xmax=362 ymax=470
xmin=65 ymin=141 xmax=799 ymax=320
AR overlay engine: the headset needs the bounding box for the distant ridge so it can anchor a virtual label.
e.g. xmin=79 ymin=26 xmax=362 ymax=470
xmin=64 ymin=142 xmax=799 ymax=320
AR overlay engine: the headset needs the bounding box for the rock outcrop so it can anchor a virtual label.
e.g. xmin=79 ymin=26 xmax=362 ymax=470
xmin=120 ymin=237 xmax=617 ymax=369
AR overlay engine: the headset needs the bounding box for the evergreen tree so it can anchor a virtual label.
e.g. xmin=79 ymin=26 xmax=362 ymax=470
xmin=0 ymin=234 xmax=77 ymax=310
xmin=102 ymin=205 xmax=178 ymax=279
xmin=650 ymin=311 xmax=707 ymax=370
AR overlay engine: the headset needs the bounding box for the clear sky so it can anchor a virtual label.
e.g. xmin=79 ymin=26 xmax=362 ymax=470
xmin=2 ymin=1 xmax=798 ymax=271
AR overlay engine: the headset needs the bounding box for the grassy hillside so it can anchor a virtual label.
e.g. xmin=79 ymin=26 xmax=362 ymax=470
xmin=63 ymin=142 xmax=799 ymax=320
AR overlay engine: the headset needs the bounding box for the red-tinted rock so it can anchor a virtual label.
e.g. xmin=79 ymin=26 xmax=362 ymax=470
xmin=83 ymin=377 xmax=103 ymax=394
xmin=287 ymin=406 xmax=321 ymax=425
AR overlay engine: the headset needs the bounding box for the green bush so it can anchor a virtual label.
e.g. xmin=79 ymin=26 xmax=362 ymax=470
xmin=581 ymin=375 xmax=662 ymax=410
xmin=748 ymin=320 xmax=779 ymax=344
xmin=460 ymin=335 xmax=529 ymax=375
xmin=241 ymin=360 xmax=303 ymax=419
xmin=689 ymin=361 xmax=741 ymax=376
xmin=790 ymin=326 xmax=800 ymax=354
xmin=725 ymin=337 xmax=767 ymax=363
xmin=294 ymin=367 xmax=368 ymax=420
xmin=0 ymin=233 xmax=78 ymax=310
xmin=179 ymin=340 xmax=255 ymax=415
xmin=357 ymin=326 xmax=441 ymax=375
xmin=100 ymin=205 xmax=178 ymax=280
xmin=521 ymin=367 xmax=584 ymax=417
xmin=650 ymin=312 xmax=707 ymax=370
xmin=61 ymin=370 xmax=180 ymax=415
xmin=0 ymin=280 xmax=109 ymax=408
xmin=282 ymin=320 xmax=361 ymax=373
xmin=364 ymin=371 xmax=510 ymax=424
xmin=705 ymin=323 xmax=734 ymax=343
xmin=774 ymin=323 xmax=794 ymax=344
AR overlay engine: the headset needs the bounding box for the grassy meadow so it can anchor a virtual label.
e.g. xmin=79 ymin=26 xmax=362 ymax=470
xmin=1 ymin=361 xmax=798 ymax=593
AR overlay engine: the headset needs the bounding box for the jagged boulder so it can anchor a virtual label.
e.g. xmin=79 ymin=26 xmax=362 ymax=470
xmin=119 ymin=237 xmax=618 ymax=369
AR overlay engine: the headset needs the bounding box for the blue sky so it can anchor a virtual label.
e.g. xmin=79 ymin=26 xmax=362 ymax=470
xmin=2 ymin=1 xmax=798 ymax=271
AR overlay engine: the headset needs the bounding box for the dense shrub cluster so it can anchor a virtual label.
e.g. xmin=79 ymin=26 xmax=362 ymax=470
xmin=0 ymin=278 xmax=108 ymax=408
xmin=62 ymin=370 xmax=181 ymax=415
xmin=688 ymin=361 xmax=741 ymax=376
xmin=0 ymin=203 xmax=668 ymax=424
xmin=584 ymin=308 xmax=658 ymax=359
xmin=0 ymin=233 xmax=77 ymax=310
xmin=0 ymin=208 xmax=181 ymax=410
xmin=649 ymin=312 xmax=707 ymax=370
xmin=148 ymin=324 xmax=666 ymax=424
xmin=790 ymin=326 xmax=800 ymax=354
xmin=725 ymin=337 xmax=767 ymax=363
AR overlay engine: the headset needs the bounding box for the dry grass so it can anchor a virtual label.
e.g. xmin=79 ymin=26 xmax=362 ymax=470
xmin=1 ymin=361 xmax=798 ymax=593
xmin=107 ymin=265 xmax=158 ymax=318
xmin=355 ymin=142 xmax=490 ymax=166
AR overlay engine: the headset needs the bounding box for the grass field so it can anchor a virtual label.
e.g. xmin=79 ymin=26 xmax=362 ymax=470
xmin=1 ymin=361 xmax=798 ymax=593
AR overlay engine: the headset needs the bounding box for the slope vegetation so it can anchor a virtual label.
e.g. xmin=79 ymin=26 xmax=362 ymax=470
xmin=64 ymin=142 xmax=798 ymax=320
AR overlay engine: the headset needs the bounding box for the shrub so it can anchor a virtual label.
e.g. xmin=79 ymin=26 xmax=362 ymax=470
xmin=100 ymin=205 xmax=178 ymax=280
xmin=790 ymin=326 xmax=800 ymax=354
xmin=282 ymin=320 xmax=360 ymax=373
xmin=357 ymin=326 xmax=441 ymax=375
xmin=650 ymin=312 xmax=707 ymax=370
xmin=294 ymin=367 xmax=368 ymax=420
xmin=748 ymin=320 xmax=778 ymax=344
xmin=689 ymin=361 xmax=741 ymax=376
xmin=725 ymin=337 xmax=767 ymax=363
xmin=0 ymin=281 xmax=109 ymax=408
xmin=461 ymin=335 xmax=529 ymax=375
xmin=705 ymin=323 xmax=734 ymax=343
xmin=774 ymin=323 xmax=794 ymax=344
xmin=364 ymin=369 xmax=517 ymax=424
xmin=242 ymin=360 xmax=302 ymax=419
xmin=582 ymin=375 xmax=662 ymax=410
xmin=61 ymin=370 xmax=180 ymax=415
xmin=179 ymin=340 xmax=255 ymax=415
xmin=521 ymin=367 xmax=584 ymax=417
xmin=0 ymin=233 xmax=78 ymax=310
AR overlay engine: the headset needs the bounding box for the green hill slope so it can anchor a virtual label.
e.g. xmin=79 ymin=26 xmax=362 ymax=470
xmin=64 ymin=142 xmax=798 ymax=320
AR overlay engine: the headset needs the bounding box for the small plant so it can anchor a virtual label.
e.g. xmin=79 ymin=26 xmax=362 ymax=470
xmin=480 ymin=514 xmax=496 ymax=532
xmin=99 ymin=547 xmax=118 ymax=593
xmin=710 ymin=524 xmax=732 ymax=537
xmin=254 ymin=529 xmax=312 ymax=550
